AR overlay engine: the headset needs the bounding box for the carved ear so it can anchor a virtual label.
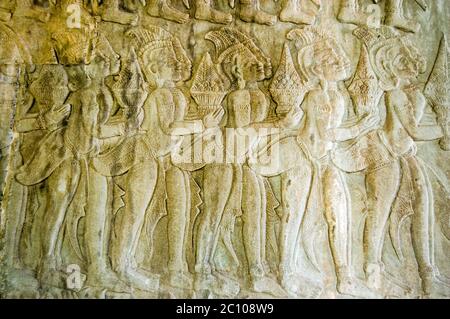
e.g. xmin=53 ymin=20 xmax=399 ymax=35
xmin=379 ymin=60 xmax=399 ymax=91
xmin=149 ymin=63 xmax=158 ymax=74
xmin=311 ymin=64 xmax=321 ymax=78
xmin=68 ymin=81 xmax=78 ymax=92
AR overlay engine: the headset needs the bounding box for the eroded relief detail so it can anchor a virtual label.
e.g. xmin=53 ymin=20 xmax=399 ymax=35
xmin=0 ymin=1 xmax=449 ymax=299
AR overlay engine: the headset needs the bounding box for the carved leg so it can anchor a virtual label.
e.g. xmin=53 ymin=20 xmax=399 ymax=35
xmin=195 ymin=164 xmax=233 ymax=275
xmin=101 ymin=0 xmax=139 ymax=25
xmin=110 ymin=160 xmax=160 ymax=292
xmin=195 ymin=0 xmax=232 ymax=24
xmin=238 ymin=0 xmax=277 ymax=26
xmin=166 ymin=165 xmax=192 ymax=289
xmin=323 ymin=165 xmax=372 ymax=297
xmin=363 ymin=161 xmax=400 ymax=290
xmin=385 ymin=0 xmax=420 ymax=33
xmin=337 ymin=0 xmax=367 ymax=25
xmin=278 ymin=165 xmax=313 ymax=296
xmin=242 ymin=166 xmax=283 ymax=296
xmin=147 ymin=0 xmax=190 ymax=24
xmin=39 ymin=159 xmax=80 ymax=286
xmin=27 ymin=186 xmax=46 ymax=270
xmin=407 ymin=157 xmax=450 ymax=295
xmin=2 ymin=180 xmax=27 ymax=269
xmin=279 ymin=0 xmax=315 ymax=25
xmin=84 ymin=170 xmax=129 ymax=292
xmin=242 ymin=166 xmax=262 ymax=280
xmin=194 ymin=164 xmax=241 ymax=296
xmin=257 ymin=175 xmax=267 ymax=271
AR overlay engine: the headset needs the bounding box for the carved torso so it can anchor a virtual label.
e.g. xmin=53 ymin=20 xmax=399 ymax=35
xmin=142 ymin=87 xmax=187 ymax=157
xmin=298 ymin=88 xmax=346 ymax=160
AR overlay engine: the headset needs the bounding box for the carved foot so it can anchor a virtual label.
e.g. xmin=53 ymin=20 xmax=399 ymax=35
xmin=365 ymin=264 xmax=413 ymax=297
xmin=280 ymin=8 xmax=315 ymax=25
xmin=337 ymin=276 xmax=378 ymax=298
xmin=251 ymin=275 xmax=287 ymax=297
xmin=86 ymin=269 xmax=131 ymax=293
xmin=421 ymin=271 xmax=450 ymax=297
xmin=195 ymin=7 xmax=232 ymax=24
xmin=365 ymin=263 xmax=382 ymax=291
xmin=386 ymin=14 xmax=420 ymax=33
xmin=101 ymin=9 xmax=139 ymax=26
xmin=39 ymin=267 xmax=70 ymax=290
xmin=239 ymin=6 xmax=276 ymax=26
xmin=168 ymin=271 xmax=193 ymax=290
xmin=148 ymin=1 xmax=190 ymax=24
xmin=118 ymin=267 xmax=160 ymax=292
xmin=194 ymin=273 xmax=240 ymax=297
xmin=337 ymin=7 xmax=367 ymax=26
xmin=281 ymin=274 xmax=323 ymax=298
xmin=439 ymin=136 xmax=450 ymax=151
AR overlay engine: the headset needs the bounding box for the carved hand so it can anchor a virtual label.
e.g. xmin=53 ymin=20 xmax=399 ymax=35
xmin=359 ymin=113 xmax=379 ymax=133
xmin=277 ymin=107 xmax=303 ymax=129
xmin=43 ymin=104 xmax=71 ymax=129
xmin=203 ymin=108 xmax=225 ymax=129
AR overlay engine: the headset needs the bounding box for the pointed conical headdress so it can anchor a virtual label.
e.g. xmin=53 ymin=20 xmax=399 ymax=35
xmin=425 ymin=34 xmax=450 ymax=108
xmin=269 ymin=43 xmax=306 ymax=114
xmin=348 ymin=45 xmax=382 ymax=115
xmin=190 ymin=52 xmax=229 ymax=112
xmin=112 ymin=47 xmax=148 ymax=109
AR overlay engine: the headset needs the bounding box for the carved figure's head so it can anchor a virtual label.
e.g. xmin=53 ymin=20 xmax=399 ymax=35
xmin=205 ymin=28 xmax=272 ymax=86
xmin=85 ymin=34 xmax=121 ymax=79
xmin=354 ymin=26 xmax=427 ymax=90
xmin=29 ymin=65 xmax=69 ymax=111
xmin=127 ymin=26 xmax=192 ymax=87
xmin=288 ymin=27 xmax=351 ymax=84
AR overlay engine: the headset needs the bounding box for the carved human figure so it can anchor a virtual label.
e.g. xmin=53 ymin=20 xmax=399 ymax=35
xmin=0 ymin=24 xmax=33 ymax=274
xmin=197 ymin=28 xmax=288 ymax=295
xmin=286 ymin=27 xmax=379 ymax=297
xmin=92 ymin=26 xmax=223 ymax=291
xmin=3 ymin=65 xmax=70 ymax=276
xmin=346 ymin=27 xmax=450 ymax=296
xmin=338 ymin=0 xmax=426 ymax=33
xmin=15 ymin=26 xmax=127 ymax=291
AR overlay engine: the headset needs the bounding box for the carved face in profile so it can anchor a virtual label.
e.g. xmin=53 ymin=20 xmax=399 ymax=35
xmin=372 ymin=38 xmax=427 ymax=89
xmin=142 ymin=47 xmax=184 ymax=84
xmin=85 ymin=54 xmax=118 ymax=79
xmin=391 ymin=45 xmax=426 ymax=81
xmin=301 ymin=39 xmax=351 ymax=83
xmin=239 ymin=55 xmax=266 ymax=83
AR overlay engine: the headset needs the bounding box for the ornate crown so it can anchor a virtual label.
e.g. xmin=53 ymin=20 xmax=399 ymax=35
xmin=190 ymin=52 xmax=229 ymax=115
xmin=205 ymin=27 xmax=272 ymax=79
xmin=269 ymin=44 xmax=306 ymax=115
xmin=127 ymin=26 xmax=192 ymax=82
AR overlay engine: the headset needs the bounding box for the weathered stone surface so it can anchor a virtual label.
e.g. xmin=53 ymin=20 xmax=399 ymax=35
xmin=0 ymin=0 xmax=449 ymax=299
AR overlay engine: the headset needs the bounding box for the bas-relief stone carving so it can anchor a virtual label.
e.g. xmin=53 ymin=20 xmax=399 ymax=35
xmin=0 ymin=0 xmax=449 ymax=299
